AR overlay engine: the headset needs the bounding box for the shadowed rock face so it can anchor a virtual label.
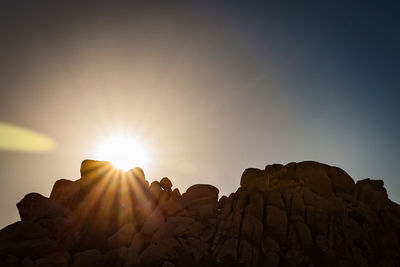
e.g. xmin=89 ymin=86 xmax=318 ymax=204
xmin=1 ymin=160 xmax=400 ymax=267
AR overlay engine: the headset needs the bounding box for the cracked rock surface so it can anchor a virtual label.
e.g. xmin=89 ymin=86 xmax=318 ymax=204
xmin=1 ymin=160 xmax=399 ymax=266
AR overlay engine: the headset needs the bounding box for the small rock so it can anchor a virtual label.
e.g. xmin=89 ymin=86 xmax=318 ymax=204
xmin=160 ymin=177 xmax=173 ymax=189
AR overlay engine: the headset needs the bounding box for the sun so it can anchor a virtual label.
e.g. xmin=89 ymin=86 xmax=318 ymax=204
xmin=95 ymin=133 xmax=149 ymax=171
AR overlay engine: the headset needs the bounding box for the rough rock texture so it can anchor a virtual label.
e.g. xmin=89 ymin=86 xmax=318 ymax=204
xmin=1 ymin=160 xmax=400 ymax=266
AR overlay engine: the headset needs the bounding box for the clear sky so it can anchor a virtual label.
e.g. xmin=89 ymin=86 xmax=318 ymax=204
xmin=0 ymin=1 xmax=399 ymax=227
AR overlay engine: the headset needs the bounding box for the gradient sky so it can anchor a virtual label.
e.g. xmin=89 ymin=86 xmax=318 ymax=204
xmin=0 ymin=1 xmax=399 ymax=227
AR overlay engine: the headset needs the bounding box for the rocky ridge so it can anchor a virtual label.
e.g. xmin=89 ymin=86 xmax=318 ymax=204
xmin=0 ymin=160 xmax=399 ymax=266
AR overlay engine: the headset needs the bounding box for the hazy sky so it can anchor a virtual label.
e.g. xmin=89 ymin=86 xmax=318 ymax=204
xmin=0 ymin=1 xmax=399 ymax=227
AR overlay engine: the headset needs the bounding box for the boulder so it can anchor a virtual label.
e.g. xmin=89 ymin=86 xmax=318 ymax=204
xmin=233 ymin=188 xmax=248 ymax=212
xmin=295 ymin=161 xmax=332 ymax=196
xmin=265 ymin=164 xmax=285 ymax=176
xmin=305 ymin=206 xmax=328 ymax=235
xmin=240 ymin=168 xmax=267 ymax=191
xmin=261 ymin=236 xmax=280 ymax=253
xmin=218 ymin=195 xmax=228 ymax=209
xmin=240 ymin=214 xmax=263 ymax=244
xmin=49 ymin=179 xmax=80 ymax=210
xmin=245 ymin=191 xmax=264 ymax=220
xmin=149 ymin=181 xmax=163 ymax=200
xmin=142 ymin=208 xmax=165 ymax=235
xmin=139 ymin=238 xmax=179 ymax=262
xmin=162 ymin=197 xmax=183 ymax=216
xmin=180 ymin=184 xmax=219 ymax=218
xmin=291 ymin=192 xmax=305 ymax=217
xmin=264 ymin=205 xmax=287 ymax=243
xmin=0 ymin=238 xmax=57 ymax=259
xmin=107 ymin=223 xmax=136 ymax=249
xmin=126 ymin=167 xmax=146 ymax=185
xmin=17 ymin=193 xmax=65 ymax=222
xmin=160 ymin=177 xmax=173 ymax=189
xmin=184 ymin=184 xmax=219 ymax=201
xmin=171 ymin=188 xmax=181 ymax=199
xmin=163 ymin=216 xmax=195 ymax=236
xmin=217 ymin=238 xmax=238 ymax=261
xmin=266 ymin=191 xmax=285 ymax=210
xmin=354 ymin=178 xmax=388 ymax=210
xmin=294 ymin=220 xmax=313 ymax=251
xmin=80 ymin=160 xmax=113 ymax=179
xmin=185 ymin=201 xmax=218 ymax=218
xmin=125 ymin=233 xmax=145 ymax=266
xmin=71 ymin=249 xmax=102 ymax=267
xmin=221 ymin=194 xmax=235 ymax=218
xmin=0 ymin=221 xmax=49 ymax=241
xmin=327 ymin=166 xmax=355 ymax=194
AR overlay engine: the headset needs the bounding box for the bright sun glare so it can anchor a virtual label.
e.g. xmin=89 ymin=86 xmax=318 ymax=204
xmin=95 ymin=134 xmax=149 ymax=171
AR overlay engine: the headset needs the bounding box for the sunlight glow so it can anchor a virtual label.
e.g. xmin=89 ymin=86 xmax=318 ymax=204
xmin=95 ymin=133 xmax=149 ymax=171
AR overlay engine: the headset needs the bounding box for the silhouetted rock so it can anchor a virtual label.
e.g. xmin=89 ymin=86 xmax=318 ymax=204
xmin=0 ymin=160 xmax=399 ymax=266
xmin=17 ymin=193 xmax=65 ymax=222
xmin=160 ymin=177 xmax=172 ymax=190
xmin=50 ymin=179 xmax=80 ymax=210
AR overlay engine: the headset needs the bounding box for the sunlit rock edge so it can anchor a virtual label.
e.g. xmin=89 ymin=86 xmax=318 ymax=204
xmin=0 ymin=160 xmax=399 ymax=267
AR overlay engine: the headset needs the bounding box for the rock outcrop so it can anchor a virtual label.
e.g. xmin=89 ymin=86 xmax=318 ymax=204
xmin=1 ymin=160 xmax=399 ymax=266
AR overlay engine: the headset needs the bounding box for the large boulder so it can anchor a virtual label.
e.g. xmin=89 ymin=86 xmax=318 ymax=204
xmin=294 ymin=161 xmax=332 ymax=196
xmin=326 ymin=166 xmax=355 ymax=194
xmin=180 ymin=184 xmax=219 ymax=218
xmin=354 ymin=178 xmax=389 ymax=210
xmin=17 ymin=193 xmax=65 ymax=222
xmin=80 ymin=160 xmax=113 ymax=179
xmin=240 ymin=168 xmax=267 ymax=192
xmin=184 ymin=184 xmax=219 ymax=201
xmin=50 ymin=179 xmax=80 ymax=210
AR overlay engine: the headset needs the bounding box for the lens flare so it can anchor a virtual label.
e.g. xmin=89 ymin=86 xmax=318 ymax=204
xmin=0 ymin=122 xmax=56 ymax=152
xmin=95 ymin=133 xmax=149 ymax=171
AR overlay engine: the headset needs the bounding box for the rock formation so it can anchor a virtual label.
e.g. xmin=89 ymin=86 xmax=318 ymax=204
xmin=0 ymin=160 xmax=399 ymax=266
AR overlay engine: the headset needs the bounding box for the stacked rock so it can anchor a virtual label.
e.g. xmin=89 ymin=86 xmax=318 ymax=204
xmin=0 ymin=160 xmax=399 ymax=266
